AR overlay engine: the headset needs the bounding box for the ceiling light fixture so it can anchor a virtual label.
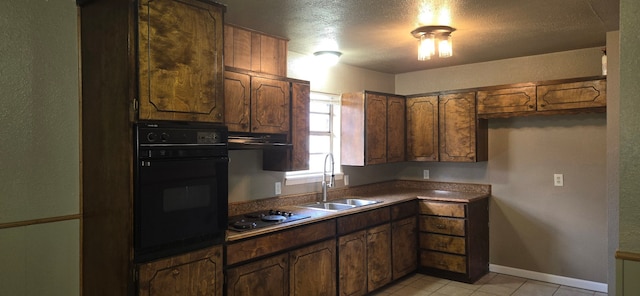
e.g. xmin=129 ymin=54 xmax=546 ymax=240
xmin=411 ymin=25 xmax=456 ymax=61
xmin=314 ymin=51 xmax=342 ymax=66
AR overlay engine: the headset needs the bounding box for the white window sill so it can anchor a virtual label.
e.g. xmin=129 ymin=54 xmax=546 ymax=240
xmin=285 ymin=172 xmax=344 ymax=186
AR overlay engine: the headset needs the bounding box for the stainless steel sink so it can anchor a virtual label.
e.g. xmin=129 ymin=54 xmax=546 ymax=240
xmin=298 ymin=198 xmax=382 ymax=211
xmin=299 ymin=202 xmax=356 ymax=211
xmin=331 ymin=198 xmax=381 ymax=207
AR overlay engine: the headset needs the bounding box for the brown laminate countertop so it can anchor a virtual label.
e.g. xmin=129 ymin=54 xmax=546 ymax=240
xmin=226 ymin=184 xmax=489 ymax=242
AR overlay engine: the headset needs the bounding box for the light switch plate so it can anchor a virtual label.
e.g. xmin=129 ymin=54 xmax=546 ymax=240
xmin=344 ymin=175 xmax=349 ymax=186
xmin=423 ymin=170 xmax=430 ymax=179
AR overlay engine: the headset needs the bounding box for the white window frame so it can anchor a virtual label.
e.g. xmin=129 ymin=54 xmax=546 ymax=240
xmin=285 ymin=91 xmax=342 ymax=185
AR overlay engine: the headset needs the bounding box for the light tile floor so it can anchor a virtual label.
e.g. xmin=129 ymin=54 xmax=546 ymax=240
xmin=372 ymin=273 xmax=607 ymax=296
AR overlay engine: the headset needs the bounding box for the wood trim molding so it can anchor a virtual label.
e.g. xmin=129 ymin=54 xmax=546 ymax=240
xmin=616 ymin=250 xmax=640 ymax=262
xmin=0 ymin=214 xmax=81 ymax=230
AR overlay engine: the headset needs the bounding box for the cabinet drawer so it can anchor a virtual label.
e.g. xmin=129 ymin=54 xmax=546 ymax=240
xmin=420 ymin=216 xmax=465 ymax=236
xmin=420 ymin=250 xmax=466 ymax=274
xmin=419 ymin=233 xmax=466 ymax=255
xmin=419 ymin=201 xmax=466 ymax=218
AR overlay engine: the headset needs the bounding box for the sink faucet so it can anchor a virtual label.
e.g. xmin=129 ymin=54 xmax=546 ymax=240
xmin=322 ymin=153 xmax=335 ymax=202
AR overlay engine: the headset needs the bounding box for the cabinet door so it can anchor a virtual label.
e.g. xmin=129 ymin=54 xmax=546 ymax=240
xmin=537 ymin=79 xmax=606 ymax=111
xmin=476 ymin=85 xmax=536 ymax=115
xmin=290 ymin=239 xmax=336 ymax=296
xmin=439 ymin=92 xmax=477 ymax=162
xmin=224 ymin=24 xmax=288 ymax=76
xmin=251 ymin=77 xmax=290 ymax=134
xmin=387 ymin=95 xmax=406 ymax=163
xmin=338 ymin=230 xmax=367 ymax=296
xmin=367 ymin=224 xmax=392 ymax=292
xmin=224 ymin=71 xmax=251 ymax=132
xmin=406 ymin=95 xmax=439 ymax=161
xmin=392 ymin=217 xmax=417 ymax=280
xmin=226 ymin=253 xmax=289 ymax=296
xmin=365 ymin=93 xmax=387 ymax=165
xmin=289 ymin=81 xmax=310 ymax=170
xmin=138 ymin=245 xmax=223 ymax=296
xmin=138 ymin=0 xmax=224 ymax=122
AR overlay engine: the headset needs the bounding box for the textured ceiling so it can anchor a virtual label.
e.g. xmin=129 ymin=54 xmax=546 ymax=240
xmin=214 ymin=0 xmax=619 ymax=74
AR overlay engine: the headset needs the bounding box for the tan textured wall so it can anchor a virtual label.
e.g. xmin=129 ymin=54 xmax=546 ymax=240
xmin=0 ymin=1 xmax=80 ymax=295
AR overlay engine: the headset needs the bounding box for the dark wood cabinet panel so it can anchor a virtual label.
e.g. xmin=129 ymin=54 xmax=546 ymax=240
xmin=290 ymin=240 xmax=336 ymax=296
xmin=392 ymin=217 xmax=418 ymax=280
xmin=338 ymin=231 xmax=368 ymax=296
xmin=406 ymin=95 xmax=439 ymax=161
xmin=337 ymin=207 xmax=390 ymax=235
xmin=387 ymin=96 xmax=406 ymax=163
xmin=224 ymin=24 xmax=288 ymax=76
xmin=420 ymin=233 xmax=466 ymax=255
xmin=439 ymin=92 xmax=478 ymax=162
xmin=251 ymin=76 xmax=290 ymax=134
xmin=420 ymin=250 xmax=467 ymax=274
xmin=138 ymin=0 xmax=224 ymax=122
xmin=224 ymin=71 xmax=251 ymax=132
xmin=367 ymin=223 xmax=392 ymax=292
xmin=138 ymin=245 xmax=223 ymax=296
xmin=365 ymin=93 xmax=388 ymax=165
xmin=537 ymin=79 xmax=606 ymax=111
xmin=226 ymin=253 xmax=289 ymax=296
xmin=477 ymin=85 xmax=536 ymax=115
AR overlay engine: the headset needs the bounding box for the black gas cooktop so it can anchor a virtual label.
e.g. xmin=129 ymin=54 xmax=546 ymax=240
xmin=228 ymin=209 xmax=311 ymax=232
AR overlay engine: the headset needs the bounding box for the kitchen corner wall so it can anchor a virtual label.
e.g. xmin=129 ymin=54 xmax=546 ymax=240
xmin=0 ymin=1 xmax=80 ymax=295
xmin=396 ymin=47 xmax=607 ymax=284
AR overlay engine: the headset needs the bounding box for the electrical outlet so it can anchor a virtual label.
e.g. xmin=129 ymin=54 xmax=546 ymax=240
xmin=275 ymin=182 xmax=282 ymax=194
xmin=344 ymin=175 xmax=349 ymax=186
xmin=554 ymin=174 xmax=563 ymax=187
xmin=423 ymin=170 xmax=430 ymax=179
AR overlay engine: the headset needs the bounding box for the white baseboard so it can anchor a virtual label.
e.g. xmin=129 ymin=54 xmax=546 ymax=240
xmin=489 ymin=264 xmax=608 ymax=293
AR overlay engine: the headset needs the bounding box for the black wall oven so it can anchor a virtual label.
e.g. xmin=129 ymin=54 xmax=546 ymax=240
xmin=134 ymin=121 xmax=228 ymax=263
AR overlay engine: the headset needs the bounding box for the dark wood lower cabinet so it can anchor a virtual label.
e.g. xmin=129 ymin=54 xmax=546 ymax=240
xmin=137 ymin=245 xmax=223 ymax=296
xmin=392 ymin=216 xmax=418 ymax=280
xmin=290 ymin=239 xmax=337 ymax=296
xmin=226 ymin=253 xmax=289 ymax=296
xmin=367 ymin=224 xmax=393 ymax=292
xmin=338 ymin=230 xmax=368 ymax=296
xmin=226 ymin=239 xmax=336 ymax=296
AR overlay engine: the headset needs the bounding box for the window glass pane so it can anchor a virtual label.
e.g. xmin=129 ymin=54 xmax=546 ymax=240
xmin=308 ymin=154 xmax=327 ymax=172
xmin=310 ymin=113 xmax=330 ymax=132
xmin=310 ymin=101 xmax=331 ymax=113
xmin=310 ymin=135 xmax=330 ymax=154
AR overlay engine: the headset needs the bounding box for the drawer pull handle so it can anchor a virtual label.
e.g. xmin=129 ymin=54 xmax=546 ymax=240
xmin=438 ymin=261 xmax=447 ymax=266
xmin=436 ymin=224 xmax=446 ymax=229
xmin=438 ymin=243 xmax=447 ymax=248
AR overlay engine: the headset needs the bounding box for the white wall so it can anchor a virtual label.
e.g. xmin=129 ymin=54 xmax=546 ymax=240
xmin=0 ymin=1 xmax=80 ymax=295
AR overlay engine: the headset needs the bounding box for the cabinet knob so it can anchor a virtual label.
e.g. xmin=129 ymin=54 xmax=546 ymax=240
xmin=540 ymin=104 xmax=546 ymax=107
xmin=172 ymin=269 xmax=180 ymax=276
xmin=528 ymin=104 xmax=535 ymax=109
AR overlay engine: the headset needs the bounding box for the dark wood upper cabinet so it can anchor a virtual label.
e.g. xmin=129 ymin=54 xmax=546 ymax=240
xmin=537 ymin=78 xmax=606 ymax=111
xmin=224 ymin=24 xmax=288 ymax=77
xmin=406 ymin=95 xmax=439 ymax=162
xmin=224 ymin=71 xmax=251 ymax=132
xmin=341 ymin=91 xmax=406 ymax=166
xmin=477 ymin=77 xmax=606 ymax=118
xmin=138 ymin=0 xmax=225 ymax=122
xmin=439 ymin=92 xmax=484 ymax=162
xmin=477 ymin=85 xmax=537 ymax=115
